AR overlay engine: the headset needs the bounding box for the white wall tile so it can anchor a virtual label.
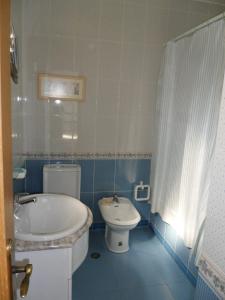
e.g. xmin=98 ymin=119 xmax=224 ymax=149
xmin=20 ymin=0 xmax=225 ymax=156
xmin=207 ymin=3 xmax=225 ymax=16
xmin=186 ymin=12 xmax=211 ymax=29
xmin=23 ymin=36 xmax=51 ymax=81
xmin=51 ymin=0 xmax=78 ymax=36
xmin=76 ymin=0 xmax=101 ymax=39
xmin=47 ymin=116 xmax=75 ymax=154
xmin=150 ymin=0 xmax=171 ymax=10
xmin=48 ymin=36 xmax=74 ymax=73
xmin=22 ymin=0 xmax=51 ymax=36
xmin=188 ymin=0 xmax=211 ymax=14
xmin=208 ymin=0 xmax=225 ymax=4
xmin=75 ymin=38 xmax=99 ymax=79
xmin=123 ymin=2 xmax=146 ymax=43
xmin=77 ymin=91 xmax=96 ymax=153
xmin=167 ymin=11 xmax=189 ymax=40
xmin=95 ymin=116 xmax=117 ymax=152
xmin=121 ymin=42 xmax=144 ymax=82
xmin=48 ymin=101 xmax=79 ymax=121
xmin=115 ymin=111 xmax=152 ymax=153
xmin=115 ymin=114 xmax=139 ymax=153
xmin=146 ymin=6 xmax=169 ymax=44
xmin=119 ymin=80 xmax=140 ymax=115
xmin=99 ymin=41 xmax=121 ymax=80
xmin=76 ymin=114 xmax=96 ymax=153
xmin=169 ymin=0 xmax=189 ymax=12
xmin=139 ymin=83 xmax=157 ymax=115
xmin=23 ymin=115 xmax=47 ymax=153
xmin=100 ymin=0 xmax=123 ymax=42
xmin=97 ymin=79 xmax=120 ymax=116
xmin=142 ymin=43 xmax=164 ymax=84
xmin=135 ymin=114 xmax=153 ymax=153
xmin=125 ymin=0 xmax=147 ymax=6
xmin=78 ymin=79 xmax=97 ymax=115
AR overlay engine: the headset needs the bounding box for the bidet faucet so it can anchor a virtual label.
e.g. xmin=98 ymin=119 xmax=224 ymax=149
xmin=15 ymin=193 xmax=37 ymax=205
xmin=112 ymin=194 xmax=119 ymax=203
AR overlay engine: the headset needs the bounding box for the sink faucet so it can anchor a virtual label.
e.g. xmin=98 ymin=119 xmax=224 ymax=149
xmin=112 ymin=194 xmax=119 ymax=203
xmin=15 ymin=193 xmax=37 ymax=205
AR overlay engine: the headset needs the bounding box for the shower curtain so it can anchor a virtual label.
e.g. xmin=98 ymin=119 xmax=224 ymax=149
xmin=151 ymin=18 xmax=225 ymax=249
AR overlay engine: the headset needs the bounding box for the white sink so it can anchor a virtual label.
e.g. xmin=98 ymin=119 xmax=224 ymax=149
xmin=14 ymin=193 xmax=88 ymax=242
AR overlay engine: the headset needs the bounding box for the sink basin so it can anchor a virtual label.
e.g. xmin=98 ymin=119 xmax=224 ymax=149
xmin=14 ymin=193 xmax=88 ymax=242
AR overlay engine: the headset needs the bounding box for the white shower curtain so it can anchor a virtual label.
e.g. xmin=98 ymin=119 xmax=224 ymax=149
xmin=151 ymin=18 xmax=225 ymax=248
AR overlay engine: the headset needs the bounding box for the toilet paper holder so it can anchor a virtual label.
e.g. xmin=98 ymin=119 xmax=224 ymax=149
xmin=134 ymin=181 xmax=150 ymax=201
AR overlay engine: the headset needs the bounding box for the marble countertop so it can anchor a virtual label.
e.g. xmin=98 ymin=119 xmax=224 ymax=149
xmin=14 ymin=207 xmax=93 ymax=252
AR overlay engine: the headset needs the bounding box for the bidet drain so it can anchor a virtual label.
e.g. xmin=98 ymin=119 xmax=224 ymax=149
xmin=91 ymin=252 xmax=101 ymax=259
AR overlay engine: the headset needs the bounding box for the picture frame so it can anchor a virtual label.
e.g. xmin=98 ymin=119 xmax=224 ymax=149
xmin=38 ymin=73 xmax=86 ymax=101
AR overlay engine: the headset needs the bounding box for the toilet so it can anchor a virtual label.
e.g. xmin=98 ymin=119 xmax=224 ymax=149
xmin=98 ymin=196 xmax=141 ymax=253
xmin=43 ymin=164 xmax=81 ymax=198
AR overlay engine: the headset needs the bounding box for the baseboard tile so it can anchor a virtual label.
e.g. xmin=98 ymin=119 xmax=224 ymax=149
xmin=149 ymin=223 xmax=197 ymax=286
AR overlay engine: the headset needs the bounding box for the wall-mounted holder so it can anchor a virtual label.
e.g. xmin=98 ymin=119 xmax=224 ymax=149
xmin=134 ymin=181 xmax=150 ymax=201
xmin=13 ymin=168 xmax=26 ymax=179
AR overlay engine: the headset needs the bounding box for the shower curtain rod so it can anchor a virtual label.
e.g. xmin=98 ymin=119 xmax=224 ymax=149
xmin=172 ymin=11 xmax=225 ymax=42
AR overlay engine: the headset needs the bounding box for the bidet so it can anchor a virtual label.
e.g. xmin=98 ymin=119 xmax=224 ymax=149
xmin=99 ymin=197 xmax=140 ymax=253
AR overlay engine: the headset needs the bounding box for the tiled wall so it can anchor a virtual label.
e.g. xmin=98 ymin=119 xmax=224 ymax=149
xmin=11 ymin=0 xmax=25 ymax=169
xmin=194 ymin=276 xmax=219 ymax=300
xmin=19 ymin=0 xmax=225 ymax=156
xmin=150 ymin=211 xmax=198 ymax=284
xmin=202 ymin=93 xmax=225 ymax=273
xmin=23 ymin=158 xmax=151 ymax=224
xmin=194 ymin=62 xmax=225 ymax=299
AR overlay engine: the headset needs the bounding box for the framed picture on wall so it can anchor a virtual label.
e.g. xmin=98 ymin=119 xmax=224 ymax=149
xmin=38 ymin=73 xmax=86 ymax=101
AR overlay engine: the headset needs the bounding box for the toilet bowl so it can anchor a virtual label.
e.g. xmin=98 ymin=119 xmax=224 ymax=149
xmin=98 ymin=196 xmax=141 ymax=253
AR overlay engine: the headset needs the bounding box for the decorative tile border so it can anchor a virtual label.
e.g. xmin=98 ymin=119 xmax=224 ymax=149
xmin=17 ymin=152 xmax=152 ymax=160
xmin=195 ymin=275 xmax=220 ymax=300
xmin=14 ymin=208 xmax=93 ymax=252
xmin=199 ymin=254 xmax=225 ymax=299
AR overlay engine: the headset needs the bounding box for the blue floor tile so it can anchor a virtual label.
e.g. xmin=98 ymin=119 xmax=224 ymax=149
xmin=110 ymin=251 xmax=165 ymax=289
xmin=130 ymin=228 xmax=171 ymax=257
xmin=155 ymin=256 xmax=190 ymax=285
xmin=88 ymin=230 xmax=106 ymax=253
xmin=167 ymin=280 xmax=195 ymax=300
xmin=120 ymin=284 xmax=174 ymax=300
xmin=73 ymin=254 xmax=119 ymax=293
xmin=73 ymin=287 xmax=122 ymax=300
xmin=72 ymin=228 xmax=195 ymax=300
